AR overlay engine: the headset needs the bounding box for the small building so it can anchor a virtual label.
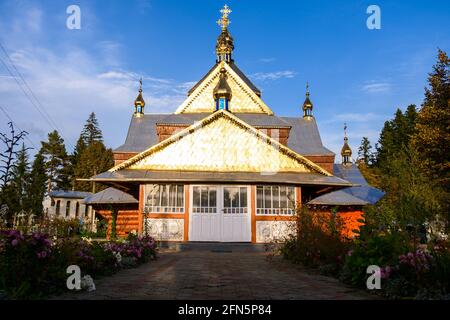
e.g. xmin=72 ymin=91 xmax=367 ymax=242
xmin=83 ymin=187 xmax=139 ymax=238
xmin=45 ymin=190 xmax=92 ymax=220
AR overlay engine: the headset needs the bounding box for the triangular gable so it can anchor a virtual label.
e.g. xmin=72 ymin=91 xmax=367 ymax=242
xmin=175 ymin=61 xmax=274 ymax=115
xmin=111 ymin=110 xmax=331 ymax=176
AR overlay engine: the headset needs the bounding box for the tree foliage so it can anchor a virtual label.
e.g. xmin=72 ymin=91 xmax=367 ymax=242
xmin=40 ymin=130 xmax=70 ymax=192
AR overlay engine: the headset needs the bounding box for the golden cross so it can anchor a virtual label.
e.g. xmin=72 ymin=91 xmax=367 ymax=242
xmin=217 ymin=5 xmax=232 ymax=30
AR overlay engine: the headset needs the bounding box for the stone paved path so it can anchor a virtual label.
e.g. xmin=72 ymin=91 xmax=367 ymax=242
xmin=54 ymin=244 xmax=374 ymax=300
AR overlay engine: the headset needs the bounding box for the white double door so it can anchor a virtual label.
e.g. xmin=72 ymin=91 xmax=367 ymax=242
xmin=189 ymin=185 xmax=251 ymax=242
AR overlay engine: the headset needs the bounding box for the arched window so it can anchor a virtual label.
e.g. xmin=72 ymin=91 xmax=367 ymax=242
xmin=75 ymin=202 xmax=80 ymax=218
xmin=55 ymin=200 xmax=61 ymax=216
xmin=66 ymin=201 xmax=71 ymax=217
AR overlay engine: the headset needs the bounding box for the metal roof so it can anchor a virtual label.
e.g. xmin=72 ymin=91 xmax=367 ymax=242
xmin=114 ymin=113 xmax=333 ymax=156
xmin=83 ymin=187 xmax=138 ymax=205
xmin=89 ymin=170 xmax=353 ymax=187
xmin=307 ymin=164 xmax=385 ymax=206
xmin=49 ymin=190 xmax=92 ymax=199
xmin=281 ymin=117 xmax=335 ymax=156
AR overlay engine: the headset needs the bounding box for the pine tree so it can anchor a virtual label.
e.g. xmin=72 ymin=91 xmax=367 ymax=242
xmin=358 ymin=137 xmax=373 ymax=166
xmin=74 ymin=141 xmax=113 ymax=191
xmin=81 ymin=112 xmax=103 ymax=145
xmin=73 ymin=113 xmax=113 ymax=192
xmin=25 ymin=152 xmax=47 ymax=216
xmin=40 ymin=130 xmax=71 ymax=192
xmin=9 ymin=143 xmax=30 ymax=213
xmin=412 ymin=49 xmax=450 ymax=190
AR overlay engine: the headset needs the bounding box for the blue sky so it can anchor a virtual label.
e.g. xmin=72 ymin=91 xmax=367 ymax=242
xmin=0 ymin=0 xmax=449 ymax=159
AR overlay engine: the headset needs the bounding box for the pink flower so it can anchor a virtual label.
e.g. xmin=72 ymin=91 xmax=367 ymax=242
xmin=11 ymin=239 xmax=19 ymax=246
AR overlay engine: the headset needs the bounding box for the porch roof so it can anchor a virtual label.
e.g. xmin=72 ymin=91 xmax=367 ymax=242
xmin=87 ymin=169 xmax=354 ymax=187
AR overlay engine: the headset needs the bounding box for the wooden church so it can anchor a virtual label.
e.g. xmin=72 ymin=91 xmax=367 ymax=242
xmin=88 ymin=5 xmax=383 ymax=242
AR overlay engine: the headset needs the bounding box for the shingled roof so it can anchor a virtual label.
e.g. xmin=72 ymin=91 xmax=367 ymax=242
xmin=187 ymin=62 xmax=261 ymax=97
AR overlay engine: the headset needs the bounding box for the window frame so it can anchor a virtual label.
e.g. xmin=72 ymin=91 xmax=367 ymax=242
xmin=144 ymin=184 xmax=185 ymax=214
xmin=255 ymin=185 xmax=296 ymax=216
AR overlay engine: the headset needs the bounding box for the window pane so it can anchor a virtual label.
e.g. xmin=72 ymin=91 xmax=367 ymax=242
xmin=272 ymin=186 xmax=280 ymax=208
xmin=201 ymin=187 xmax=208 ymax=207
xmin=224 ymin=188 xmax=231 ymax=208
xmin=209 ymin=188 xmax=216 ymax=208
xmin=240 ymin=187 xmax=247 ymax=207
xmin=256 ymin=187 xmax=263 ymax=208
xmin=177 ymin=185 xmax=184 ymax=207
xmin=280 ymin=187 xmax=287 ymax=208
xmin=161 ymin=185 xmax=168 ymax=206
xmin=287 ymin=187 xmax=295 ymax=206
xmin=264 ymin=186 xmax=272 ymax=209
xmin=193 ymin=187 xmax=200 ymax=207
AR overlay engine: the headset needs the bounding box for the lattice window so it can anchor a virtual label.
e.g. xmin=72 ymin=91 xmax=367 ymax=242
xmin=192 ymin=186 xmax=217 ymax=213
xmin=256 ymin=185 xmax=295 ymax=215
xmin=144 ymin=184 xmax=184 ymax=213
xmin=223 ymin=186 xmax=247 ymax=214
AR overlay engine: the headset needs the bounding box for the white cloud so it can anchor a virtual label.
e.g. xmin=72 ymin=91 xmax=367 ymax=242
xmin=361 ymin=82 xmax=391 ymax=93
xmin=250 ymin=70 xmax=297 ymax=81
xmin=259 ymin=57 xmax=276 ymax=63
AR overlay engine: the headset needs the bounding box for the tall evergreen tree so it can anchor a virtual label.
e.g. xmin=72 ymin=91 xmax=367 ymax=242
xmin=10 ymin=143 xmax=30 ymax=213
xmin=73 ymin=113 xmax=113 ymax=191
xmin=81 ymin=112 xmax=103 ymax=145
xmin=25 ymin=152 xmax=47 ymax=215
xmin=358 ymin=137 xmax=373 ymax=166
xmin=40 ymin=130 xmax=71 ymax=192
xmin=412 ymin=49 xmax=450 ymax=189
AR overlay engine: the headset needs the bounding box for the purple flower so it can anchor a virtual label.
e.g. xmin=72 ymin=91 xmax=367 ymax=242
xmin=11 ymin=239 xmax=19 ymax=246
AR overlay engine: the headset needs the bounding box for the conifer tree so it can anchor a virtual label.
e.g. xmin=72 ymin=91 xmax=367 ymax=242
xmin=73 ymin=114 xmax=113 ymax=191
xmin=358 ymin=137 xmax=373 ymax=166
xmin=9 ymin=143 xmax=30 ymax=213
xmin=412 ymin=49 xmax=450 ymax=190
xmin=40 ymin=130 xmax=70 ymax=192
xmin=25 ymin=152 xmax=47 ymax=215
xmin=81 ymin=112 xmax=103 ymax=144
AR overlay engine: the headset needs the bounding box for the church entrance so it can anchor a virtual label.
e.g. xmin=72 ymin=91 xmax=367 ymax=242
xmin=189 ymin=185 xmax=251 ymax=242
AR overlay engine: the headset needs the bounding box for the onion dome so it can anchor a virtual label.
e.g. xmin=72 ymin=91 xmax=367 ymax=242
xmin=134 ymin=78 xmax=145 ymax=117
xmin=216 ymin=5 xmax=234 ymax=63
xmin=302 ymin=82 xmax=313 ymax=119
xmin=341 ymin=123 xmax=352 ymax=165
xmin=213 ymin=68 xmax=232 ymax=111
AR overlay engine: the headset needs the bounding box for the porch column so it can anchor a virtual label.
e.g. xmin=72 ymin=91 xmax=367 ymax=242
xmin=138 ymin=184 xmax=144 ymax=235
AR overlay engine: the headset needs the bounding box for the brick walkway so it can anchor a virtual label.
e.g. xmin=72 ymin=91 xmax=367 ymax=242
xmin=53 ymin=244 xmax=374 ymax=300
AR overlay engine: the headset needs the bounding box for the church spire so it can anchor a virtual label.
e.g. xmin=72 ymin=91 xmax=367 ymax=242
xmin=302 ymin=81 xmax=313 ymax=119
xmin=341 ymin=123 xmax=352 ymax=165
xmin=216 ymin=5 xmax=234 ymax=63
xmin=134 ymin=78 xmax=145 ymax=117
xmin=213 ymin=67 xmax=232 ymax=111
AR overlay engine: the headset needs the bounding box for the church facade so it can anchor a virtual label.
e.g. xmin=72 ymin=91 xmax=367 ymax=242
xmin=89 ymin=6 xmax=382 ymax=243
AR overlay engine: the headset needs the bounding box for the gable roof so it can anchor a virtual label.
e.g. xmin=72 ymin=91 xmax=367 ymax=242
xmin=111 ymin=110 xmax=332 ymax=176
xmin=187 ymin=61 xmax=261 ymax=97
xmin=175 ymin=61 xmax=273 ymax=115
xmin=307 ymin=164 xmax=385 ymax=206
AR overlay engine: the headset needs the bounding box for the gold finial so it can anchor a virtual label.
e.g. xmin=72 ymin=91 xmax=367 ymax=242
xmin=344 ymin=123 xmax=348 ymax=140
xmin=139 ymin=77 xmax=143 ymax=93
xmin=217 ymin=5 xmax=232 ymax=30
xmin=306 ymin=81 xmax=310 ymax=96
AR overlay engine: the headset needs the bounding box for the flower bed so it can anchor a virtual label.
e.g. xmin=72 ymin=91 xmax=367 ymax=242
xmin=0 ymin=230 xmax=157 ymax=299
